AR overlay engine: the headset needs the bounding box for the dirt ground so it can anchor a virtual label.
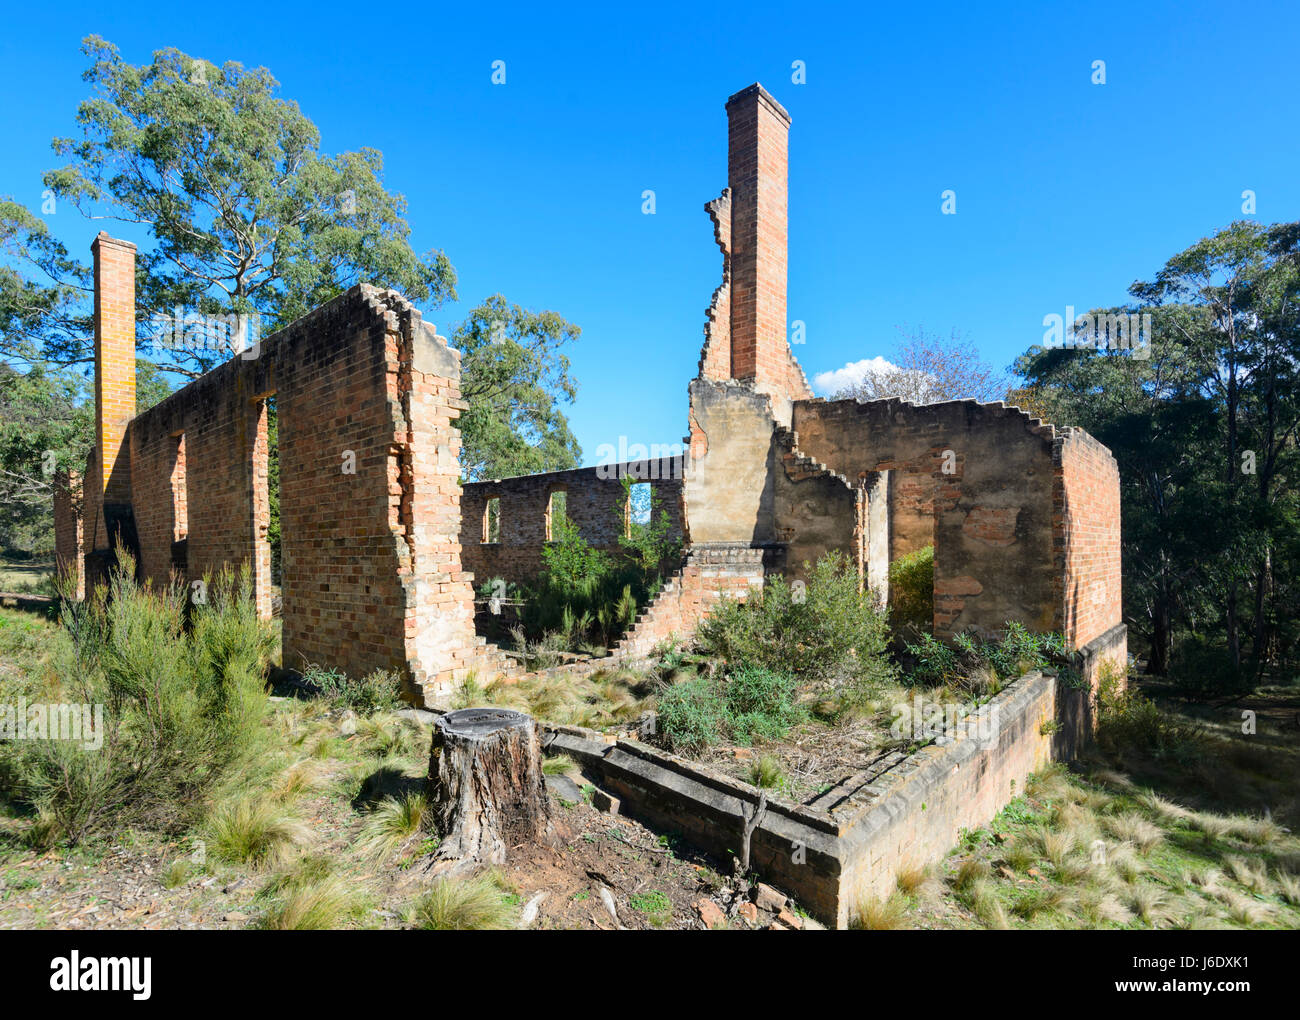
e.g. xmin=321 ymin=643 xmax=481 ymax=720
xmin=0 ymin=726 xmax=813 ymax=931
xmin=699 ymin=715 xmax=896 ymax=805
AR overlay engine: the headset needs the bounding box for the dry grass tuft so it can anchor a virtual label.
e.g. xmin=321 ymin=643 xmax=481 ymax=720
xmin=409 ymin=874 xmax=517 ymax=930
xmin=206 ymin=796 xmax=311 ymax=867
xmin=1104 ymin=812 xmax=1164 ymax=854
xmin=851 ymin=891 xmax=909 ymax=930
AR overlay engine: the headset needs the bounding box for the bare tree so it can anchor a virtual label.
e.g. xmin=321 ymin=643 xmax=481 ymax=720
xmin=832 ymin=327 xmax=1009 ymax=405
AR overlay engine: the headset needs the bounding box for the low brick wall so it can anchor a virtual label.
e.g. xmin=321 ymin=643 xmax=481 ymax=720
xmin=834 ymin=673 xmax=1056 ymax=917
xmin=543 ymin=669 xmax=1065 ymax=928
xmin=1055 ymin=622 xmax=1127 ymax=752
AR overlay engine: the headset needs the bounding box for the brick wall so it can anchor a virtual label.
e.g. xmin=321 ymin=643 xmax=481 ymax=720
xmin=119 ymin=281 xmax=508 ymax=700
xmin=127 ymin=326 xmax=272 ymax=615
xmin=771 ymin=425 xmax=861 ymax=582
xmin=792 ymin=397 xmax=1060 ymax=640
xmin=460 ymin=460 xmax=685 ymax=591
xmin=698 ymin=190 xmax=732 ymax=381
xmin=1054 ymin=427 xmax=1127 ymax=691
xmin=52 ymin=470 xmax=84 ymax=599
xmin=613 ymin=543 xmax=766 ymax=658
xmin=1054 ymin=427 xmax=1123 ymax=648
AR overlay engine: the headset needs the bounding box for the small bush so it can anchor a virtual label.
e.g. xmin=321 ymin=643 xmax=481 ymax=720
xmin=518 ymin=496 xmax=677 ymax=651
xmin=697 ymin=552 xmax=897 ymax=698
xmin=655 ymin=666 xmax=804 ymax=753
xmin=889 ymin=545 xmax=933 ymax=635
xmin=1 ymin=554 xmax=275 ymax=845
xmin=655 ymin=675 xmax=727 ymax=753
xmin=903 ymin=622 xmax=1064 ymax=687
xmin=304 ymin=665 xmax=402 ymax=715
xmin=724 ymin=665 xmax=803 ymax=744
xmin=1096 ymin=672 xmax=1204 ymax=758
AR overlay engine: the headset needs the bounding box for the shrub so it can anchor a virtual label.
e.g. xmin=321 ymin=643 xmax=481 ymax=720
xmin=697 ymin=551 xmax=897 ymax=697
xmin=617 ymin=478 xmax=682 ymax=584
xmin=1096 ymin=671 xmax=1204 ymax=758
xmin=723 ymin=665 xmax=802 ymax=744
xmin=655 ymin=666 xmax=803 ymax=753
xmin=889 ymin=545 xmax=933 ymax=635
xmin=903 ymin=622 xmax=1064 ymax=687
xmin=540 ymin=513 xmax=611 ymax=595
xmin=305 ymin=665 xmax=403 ymax=715
xmin=655 ymin=675 xmax=727 ymax=753
xmin=901 ymin=632 xmax=960 ymax=686
xmin=1 ymin=552 xmax=275 ymax=845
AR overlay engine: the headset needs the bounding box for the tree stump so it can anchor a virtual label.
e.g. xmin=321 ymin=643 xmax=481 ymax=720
xmin=427 ymin=708 xmax=552 ymax=870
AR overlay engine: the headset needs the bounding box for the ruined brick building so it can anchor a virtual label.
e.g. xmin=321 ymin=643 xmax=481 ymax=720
xmin=54 ymin=83 xmax=1127 ymax=706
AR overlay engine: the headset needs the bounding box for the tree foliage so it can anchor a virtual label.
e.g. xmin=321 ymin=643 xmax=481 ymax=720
xmin=2 ymin=36 xmax=456 ymax=378
xmin=1017 ymin=220 xmax=1300 ymax=680
xmin=0 ymin=38 xmax=583 ymax=551
xmin=453 ymin=294 xmax=582 ymax=480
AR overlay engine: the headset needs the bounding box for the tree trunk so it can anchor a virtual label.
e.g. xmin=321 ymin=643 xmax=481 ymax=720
xmin=1148 ymin=585 xmax=1172 ymax=675
xmin=427 ymin=708 xmax=552 ymax=870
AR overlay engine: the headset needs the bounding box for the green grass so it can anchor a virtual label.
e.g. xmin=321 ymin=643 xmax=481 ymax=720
xmin=628 ymin=889 xmax=673 ymax=927
xmin=0 ymin=560 xmax=53 ymax=595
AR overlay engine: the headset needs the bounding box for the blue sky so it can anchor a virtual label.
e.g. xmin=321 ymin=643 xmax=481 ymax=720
xmin=2 ymin=0 xmax=1297 ymax=464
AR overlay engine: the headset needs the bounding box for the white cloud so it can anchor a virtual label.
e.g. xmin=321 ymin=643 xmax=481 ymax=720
xmin=811 ymin=356 xmax=900 ymax=396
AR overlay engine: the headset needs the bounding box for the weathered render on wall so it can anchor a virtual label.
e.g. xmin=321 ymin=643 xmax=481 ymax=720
xmin=789 ymin=397 xmax=1062 ymax=640
xmin=683 ymin=381 xmax=779 ymax=546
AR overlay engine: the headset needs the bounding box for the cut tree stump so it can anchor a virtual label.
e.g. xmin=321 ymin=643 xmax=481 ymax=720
xmin=427 ymin=707 xmax=553 ymax=870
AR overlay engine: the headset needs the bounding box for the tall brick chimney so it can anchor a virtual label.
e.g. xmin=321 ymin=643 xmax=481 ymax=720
xmin=92 ymin=232 xmax=136 ymax=505
xmin=726 ymin=83 xmax=793 ymax=393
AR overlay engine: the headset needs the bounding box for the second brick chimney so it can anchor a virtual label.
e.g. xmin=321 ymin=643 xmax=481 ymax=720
xmin=713 ymin=83 xmax=811 ymax=419
xmin=92 ymin=232 xmax=136 ymax=506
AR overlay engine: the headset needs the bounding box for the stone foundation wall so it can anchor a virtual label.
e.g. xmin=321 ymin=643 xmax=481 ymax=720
xmin=546 ymin=669 xmax=1064 ymax=928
